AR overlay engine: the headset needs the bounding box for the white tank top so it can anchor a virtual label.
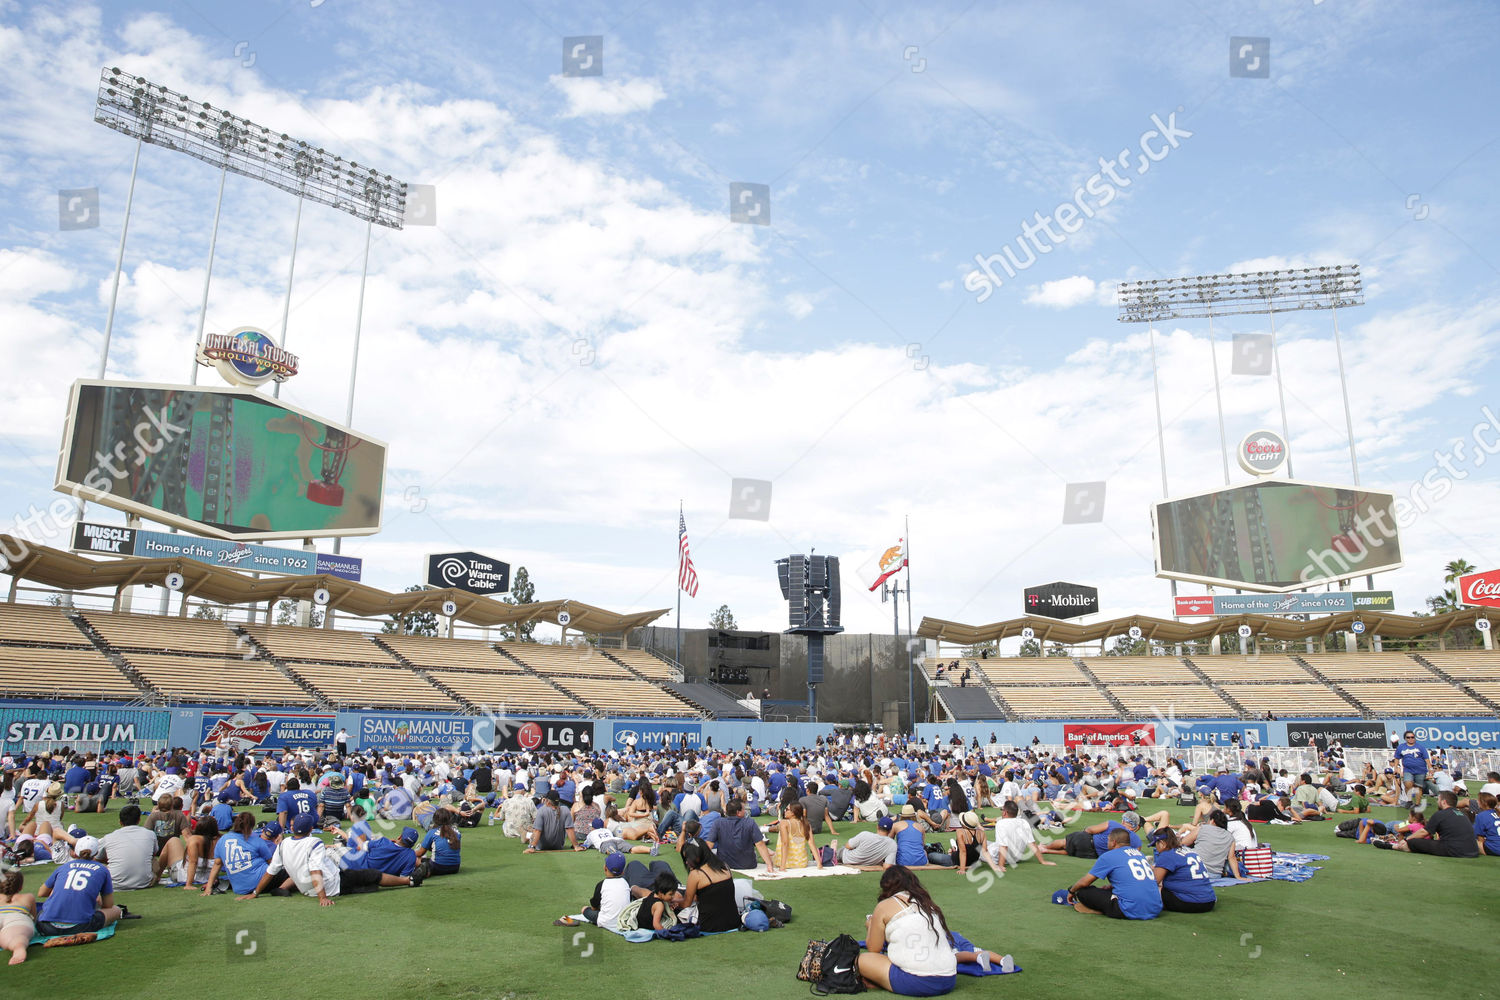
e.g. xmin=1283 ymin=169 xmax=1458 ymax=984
xmin=885 ymin=894 xmax=957 ymax=977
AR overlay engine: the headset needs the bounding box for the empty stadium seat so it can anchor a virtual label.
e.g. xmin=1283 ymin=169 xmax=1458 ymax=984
xmin=125 ymin=652 xmax=309 ymax=705
xmin=1078 ymin=656 xmax=1198 ymax=683
xmin=243 ymin=624 xmax=400 ymax=665
xmin=552 ymin=677 xmax=697 ymax=716
xmin=380 ymin=634 xmax=524 ymax=672
xmin=287 ymin=661 xmax=457 ymax=710
xmin=497 ymin=642 xmax=633 ymax=679
xmin=426 ymin=670 xmax=586 ymax=715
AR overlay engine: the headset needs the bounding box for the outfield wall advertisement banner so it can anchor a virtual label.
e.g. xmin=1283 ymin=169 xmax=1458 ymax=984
xmin=1286 ymin=722 xmax=1389 ymax=749
xmin=1 ymin=706 xmax=169 ymax=749
xmin=486 ymin=719 xmax=594 ymax=753
xmin=1164 ymin=722 xmax=1269 ymax=746
xmin=200 ymin=710 xmax=336 ymax=751
xmin=612 ymin=721 xmax=702 ymax=748
xmin=359 ymin=715 xmax=473 ymax=752
xmin=1064 ymin=722 xmax=1156 ymax=748
xmin=1399 ymin=719 xmax=1500 ymax=748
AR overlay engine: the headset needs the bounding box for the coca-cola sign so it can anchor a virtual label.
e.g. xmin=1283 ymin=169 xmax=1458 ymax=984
xmin=1458 ymin=569 xmax=1500 ymax=609
xmin=1237 ymin=429 xmax=1288 ymax=476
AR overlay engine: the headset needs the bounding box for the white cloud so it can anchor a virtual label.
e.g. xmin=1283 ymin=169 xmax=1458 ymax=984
xmin=1023 ymin=275 xmax=1106 ymax=308
xmin=553 ymin=76 xmax=666 ymax=117
xmin=785 ymin=292 xmax=816 ymax=319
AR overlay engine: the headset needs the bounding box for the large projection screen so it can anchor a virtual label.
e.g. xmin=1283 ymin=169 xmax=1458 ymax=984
xmin=56 ymin=380 xmax=386 ymax=541
xmin=1153 ymin=479 xmax=1401 ymax=593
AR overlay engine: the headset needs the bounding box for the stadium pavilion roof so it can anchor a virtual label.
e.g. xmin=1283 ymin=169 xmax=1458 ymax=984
xmin=0 ymin=535 xmax=667 ymax=634
xmin=918 ymin=608 xmax=1492 ymax=645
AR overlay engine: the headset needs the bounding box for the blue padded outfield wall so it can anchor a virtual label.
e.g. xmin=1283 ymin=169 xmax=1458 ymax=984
xmin=1 ymin=701 xmax=1498 ymax=751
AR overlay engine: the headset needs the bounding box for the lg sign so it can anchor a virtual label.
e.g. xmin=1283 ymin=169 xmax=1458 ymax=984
xmin=1237 ymin=429 xmax=1288 ymax=476
xmin=1458 ymin=569 xmax=1500 ymax=609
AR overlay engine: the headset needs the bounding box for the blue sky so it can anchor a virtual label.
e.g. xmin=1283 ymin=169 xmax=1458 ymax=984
xmin=1 ymin=0 xmax=1498 ymax=638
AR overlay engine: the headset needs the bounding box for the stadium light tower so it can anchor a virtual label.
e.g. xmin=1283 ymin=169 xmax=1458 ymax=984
xmin=1117 ymin=265 xmax=1365 ymax=487
xmin=92 ymin=67 xmax=409 ymax=397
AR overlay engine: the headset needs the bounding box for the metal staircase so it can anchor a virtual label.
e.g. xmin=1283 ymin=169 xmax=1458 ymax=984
xmin=371 ymin=635 xmax=478 ymax=713
xmin=1290 ymin=654 xmax=1372 ymax=718
xmin=1409 ymin=653 xmax=1500 ymax=714
xmin=67 ymin=611 xmax=158 ymax=702
xmin=1181 ymin=657 xmax=1251 ymax=718
xmin=1071 ymin=657 xmax=1131 ymax=718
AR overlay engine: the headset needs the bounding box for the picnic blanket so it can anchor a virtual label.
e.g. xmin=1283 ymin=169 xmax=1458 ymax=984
xmin=29 ymin=923 xmax=117 ymax=947
xmin=732 ymin=864 xmax=863 ymax=881
xmin=1212 ymin=852 xmax=1328 ymax=888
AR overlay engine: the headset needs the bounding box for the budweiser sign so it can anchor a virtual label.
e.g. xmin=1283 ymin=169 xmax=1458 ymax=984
xmin=1236 ymin=429 xmax=1288 ymax=476
xmin=1459 ymin=569 xmax=1500 ymax=609
xmin=201 ymin=711 xmax=276 ymax=750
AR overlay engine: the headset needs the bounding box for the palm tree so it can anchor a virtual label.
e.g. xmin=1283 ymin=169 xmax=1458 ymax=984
xmin=1444 ymin=559 xmax=1475 ymax=584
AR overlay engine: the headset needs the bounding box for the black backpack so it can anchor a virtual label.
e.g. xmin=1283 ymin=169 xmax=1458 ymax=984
xmin=813 ymin=933 xmax=866 ymax=995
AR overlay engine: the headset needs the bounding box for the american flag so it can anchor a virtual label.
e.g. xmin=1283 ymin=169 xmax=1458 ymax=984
xmin=678 ymin=511 xmax=699 ymax=597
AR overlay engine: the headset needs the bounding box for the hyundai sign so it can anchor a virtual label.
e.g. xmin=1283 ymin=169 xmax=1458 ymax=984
xmin=426 ymin=551 xmax=510 ymax=595
xmin=1023 ymin=581 xmax=1100 ymax=620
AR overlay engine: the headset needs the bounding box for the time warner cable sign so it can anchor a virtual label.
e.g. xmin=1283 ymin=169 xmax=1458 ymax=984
xmin=426 ymin=551 xmax=510 ymax=595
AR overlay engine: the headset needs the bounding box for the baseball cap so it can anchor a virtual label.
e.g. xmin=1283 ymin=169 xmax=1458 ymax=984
xmin=259 ymin=821 xmax=282 ymax=837
xmin=605 ymin=853 xmax=627 ymax=874
xmin=74 ymin=836 xmax=101 ymax=857
xmin=743 ymin=909 xmax=770 ymax=932
xmin=1148 ymin=828 xmax=1172 ymax=844
xmin=877 ymin=816 xmax=894 ymax=831
xmin=291 ymin=813 xmax=316 ymax=836
xmin=85 ymin=782 xmax=99 ymax=794
xmin=1051 ymin=889 xmax=1072 ymax=905
xmin=591 ymin=817 xmax=605 ymax=829
xmin=398 ymin=826 xmax=420 ymax=846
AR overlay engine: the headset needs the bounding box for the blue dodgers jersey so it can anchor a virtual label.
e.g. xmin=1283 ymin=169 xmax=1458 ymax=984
xmin=215 ymin=833 xmax=275 ymax=894
xmin=1088 ymin=847 xmax=1162 ymax=919
xmin=1091 ymin=821 xmax=1141 ymax=855
xmin=1395 ymin=744 xmax=1427 ymax=773
xmin=1154 ymin=847 xmax=1216 ymax=903
xmin=40 ymin=860 xmax=113 ymax=925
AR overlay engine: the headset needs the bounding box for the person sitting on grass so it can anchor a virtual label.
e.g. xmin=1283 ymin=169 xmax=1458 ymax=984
xmin=1469 ymin=792 xmax=1499 ymax=856
xmin=1246 ymin=795 xmax=1298 ymax=823
xmin=948 ymin=811 xmax=1006 ymax=878
xmin=580 ymin=852 xmax=633 ymax=929
xmin=1038 ymin=810 xmax=1142 ymax=860
xmin=681 ymin=840 xmax=739 ymax=932
xmin=990 ymin=800 xmax=1058 ymax=870
xmin=525 ymin=791 xmax=569 ymax=853
xmin=416 ymin=808 xmax=463 ymax=877
xmin=202 ymin=813 xmax=275 ymax=897
xmin=1391 ymin=791 xmax=1479 ymax=857
xmin=35 ymin=837 xmax=123 ymax=939
xmin=1337 ymin=784 xmax=1370 ymax=815
xmin=95 ymin=804 xmax=157 ymax=891
xmin=1063 ymin=828 xmax=1162 ymax=921
xmin=705 ymin=797 xmax=776 ymax=872
xmin=619 ymin=871 xmax=682 ymax=932
xmin=774 ymin=802 xmax=822 ymax=870
xmin=235 ymin=812 xmax=420 ymax=905
xmin=0 ymin=861 xmax=37 ymax=965
xmin=858 ymin=865 xmax=958 ymax=996
xmin=498 ymin=787 xmax=536 ymax=839
xmin=161 ymin=813 xmax=220 ymax=888
xmin=1357 ymin=808 xmax=1424 ymax=844
xmin=1148 ymin=828 xmax=1216 ymax=913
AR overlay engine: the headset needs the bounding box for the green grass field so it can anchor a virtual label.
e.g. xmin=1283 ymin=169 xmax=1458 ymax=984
xmin=6 ymin=796 xmax=1495 ymax=998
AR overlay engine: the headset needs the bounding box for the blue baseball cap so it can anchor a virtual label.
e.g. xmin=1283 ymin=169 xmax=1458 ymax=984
xmin=291 ymin=813 xmax=316 ymax=836
xmin=1051 ymin=889 xmax=1071 ymax=905
xmin=398 ymin=826 xmax=420 ymax=846
xmin=877 ymin=816 xmax=894 ymax=831
xmin=743 ymin=909 xmax=770 ymax=932
xmin=605 ymin=853 xmax=627 ymax=874
xmin=259 ymin=821 xmax=282 ymax=837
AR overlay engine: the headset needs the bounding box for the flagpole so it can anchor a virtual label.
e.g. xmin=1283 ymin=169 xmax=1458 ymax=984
xmin=904 ymin=515 xmax=914 ymax=735
xmin=675 ymin=500 xmax=683 ymax=673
